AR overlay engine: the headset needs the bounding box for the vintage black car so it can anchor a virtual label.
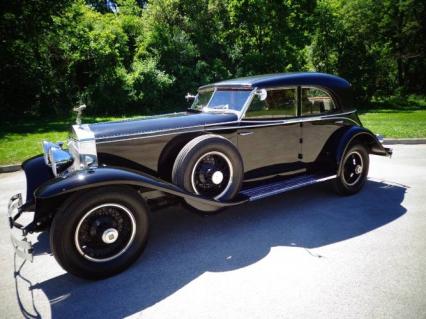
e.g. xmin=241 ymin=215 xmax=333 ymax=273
xmin=8 ymin=72 xmax=392 ymax=279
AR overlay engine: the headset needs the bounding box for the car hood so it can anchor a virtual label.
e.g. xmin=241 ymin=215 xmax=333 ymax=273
xmin=88 ymin=112 xmax=238 ymax=142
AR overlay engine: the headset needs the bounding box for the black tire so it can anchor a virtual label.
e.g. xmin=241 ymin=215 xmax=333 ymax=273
xmin=50 ymin=186 xmax=149 ymax=280
xmin=333 ymin=144 xmax=369 ymax=195
xmin=172 ymin=134 xmax=243 ymax=211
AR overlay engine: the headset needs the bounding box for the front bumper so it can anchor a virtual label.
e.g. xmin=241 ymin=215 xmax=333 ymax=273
xmin=7 ymin=193 xmax=33 ymax=262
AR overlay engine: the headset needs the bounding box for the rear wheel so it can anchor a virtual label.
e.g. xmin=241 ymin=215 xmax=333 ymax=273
xmin=333 ymin=144 xmax=369 ymax=195
xmin=172 ymin=134 xmax=243 ymax=212
xmin=50 ymin=186 xmax=149 ymax=280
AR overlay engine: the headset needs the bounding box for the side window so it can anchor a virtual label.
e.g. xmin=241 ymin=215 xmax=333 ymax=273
xmin=301 ymin=87 xmax=337 ymax=116
xmin=245 ymin=88 xmax=297 ymax=119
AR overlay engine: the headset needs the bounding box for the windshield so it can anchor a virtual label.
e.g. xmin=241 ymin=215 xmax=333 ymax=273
xmin=191 ymin=89 xmax=252 ymax=113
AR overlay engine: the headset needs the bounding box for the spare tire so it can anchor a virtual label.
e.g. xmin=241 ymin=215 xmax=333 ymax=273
xmin=172 ymin=134 xmax=243 ymax=210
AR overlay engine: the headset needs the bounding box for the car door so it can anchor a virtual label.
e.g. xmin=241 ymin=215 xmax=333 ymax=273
xmin=299 ymin=86 xmax=342 ymax=164
xmin=237 ymin=87 xmax=302 ymax=180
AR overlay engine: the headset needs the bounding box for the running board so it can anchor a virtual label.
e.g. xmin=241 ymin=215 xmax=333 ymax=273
xmin=240 ymin=174 xmax=336 ymax=201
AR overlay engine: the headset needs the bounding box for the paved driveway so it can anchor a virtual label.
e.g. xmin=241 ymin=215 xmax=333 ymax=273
xmin=0 ymin=145 xmax=425 ymax=319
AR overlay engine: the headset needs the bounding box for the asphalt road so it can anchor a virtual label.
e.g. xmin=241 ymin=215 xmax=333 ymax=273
xmin=0 ymin=145 xmax=425 ymax=319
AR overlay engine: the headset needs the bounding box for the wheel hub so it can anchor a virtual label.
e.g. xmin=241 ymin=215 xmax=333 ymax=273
xmin=211 ymin=171 xmax=224 ymax=184
xmin=343 ymin=151 xmax=364 ymax=186
xmin=191 ymin=151 xmax=233 ymax=199
xmin=355 ymin=164 xmax=362 ymax=174
xmin=75 ymin=203 xmax=136 ymax=262
xmin=102 ymin=228 xmax=119 ymax=244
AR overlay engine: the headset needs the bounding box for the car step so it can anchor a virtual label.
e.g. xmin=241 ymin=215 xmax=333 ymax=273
xmin=240 ymin=174 xmax=336 ymax=201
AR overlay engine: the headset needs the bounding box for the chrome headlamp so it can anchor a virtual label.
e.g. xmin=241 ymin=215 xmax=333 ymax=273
xmin=42 ymin=141 xmax=74 ymax=176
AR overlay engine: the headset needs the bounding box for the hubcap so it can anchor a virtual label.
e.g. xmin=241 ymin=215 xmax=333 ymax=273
xmin=191 ymin=151 xmax=233 ymax=199
xmin=355 ymin=165 xmax=362 ymax=175
xmin=74 ymin=203 xmax=136 ymax=263
xmin=102 ymin=228 xmax=119 ymax=244
xmin=343 ymin=151 xmax=364 ymax=186
xmin=212 ymin=171 xmax=224 ymax=185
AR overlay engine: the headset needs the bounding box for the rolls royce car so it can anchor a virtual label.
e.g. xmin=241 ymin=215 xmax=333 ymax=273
xmin=7 ymin=72 xmax=392 ymax=279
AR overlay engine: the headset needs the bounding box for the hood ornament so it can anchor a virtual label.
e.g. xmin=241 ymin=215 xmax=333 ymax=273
xmin=73 ymin=104 xmax=86 ymax=125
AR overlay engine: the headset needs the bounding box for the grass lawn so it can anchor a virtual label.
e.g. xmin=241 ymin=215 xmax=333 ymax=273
xmin=0 ymin=97 xmax=425 ymax=165
xmin=0 ymin=115 xmax=141 ymax=165
xmin=359 ymin=109 xmax=426 ymax=138
xmin=358 ymin=95 xmax=426 ymax=138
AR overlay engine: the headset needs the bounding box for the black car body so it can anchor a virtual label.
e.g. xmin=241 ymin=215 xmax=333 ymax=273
xmin=8 ymin=72 xmax=392 ymax=279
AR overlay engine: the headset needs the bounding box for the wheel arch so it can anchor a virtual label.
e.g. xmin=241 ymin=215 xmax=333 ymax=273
xmin=335 ymin=126 xmax=388 ymax=174
xmin=157 ymin=132 xmax=205 ymax=181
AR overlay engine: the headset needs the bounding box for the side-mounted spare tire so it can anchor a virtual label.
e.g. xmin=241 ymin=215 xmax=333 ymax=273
xmin=172 ymin=134 xmax=244 ymax=212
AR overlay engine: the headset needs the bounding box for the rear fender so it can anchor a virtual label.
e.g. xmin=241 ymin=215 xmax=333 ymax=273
xmin=336 ymin=126 xmax=392 ymax=174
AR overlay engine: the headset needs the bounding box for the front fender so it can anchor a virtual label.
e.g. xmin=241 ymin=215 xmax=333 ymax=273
xmin=22 ymin=155 xmax=54 ymax=205
xmin=34 ymin=166 xmax=247 ymax=208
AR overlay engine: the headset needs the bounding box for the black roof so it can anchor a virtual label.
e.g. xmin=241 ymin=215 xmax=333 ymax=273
xmin=199 ymin=72 xmax=354 ymax=111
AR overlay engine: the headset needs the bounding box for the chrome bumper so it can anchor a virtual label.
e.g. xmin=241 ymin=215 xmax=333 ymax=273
xmin=7 ymin=194 xmax=33 ymax=262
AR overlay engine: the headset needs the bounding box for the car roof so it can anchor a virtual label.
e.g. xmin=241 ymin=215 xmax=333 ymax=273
xmin=199 ymin=72 xmax=350 ymax=89
xmin=199 ymin=72 xmax=354 ymax=111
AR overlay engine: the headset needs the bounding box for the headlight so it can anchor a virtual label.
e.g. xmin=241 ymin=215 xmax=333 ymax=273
xmin=43 ymin=124 xmax=98 ymax=176
xmin=42 ymin=141 xmax=73 ymax=176
xmin=49 ymin=146 xmax=73 ymax=176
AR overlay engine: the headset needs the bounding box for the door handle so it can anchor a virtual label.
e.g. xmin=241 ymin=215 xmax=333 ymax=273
xmin=238 ymin=131 xmax=254 ymax=136
xmin=334 ymin=120 xmax=344 ymax=125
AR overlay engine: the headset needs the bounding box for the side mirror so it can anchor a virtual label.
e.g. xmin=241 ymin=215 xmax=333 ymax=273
xmin=185 ymin=93 xmax=196 ymax=102
xmin=255 ymin=89 xmax=267 ymax=101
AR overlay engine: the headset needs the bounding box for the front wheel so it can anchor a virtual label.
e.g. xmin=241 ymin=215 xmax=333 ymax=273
xmin=333 ymin=144 xmax=369 ymax=195
xmin=50 ymin=186 xmax=149 ymax=280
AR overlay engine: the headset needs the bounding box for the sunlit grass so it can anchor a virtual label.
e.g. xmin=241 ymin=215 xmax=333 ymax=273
xmin=0 ymin=115 xmax=143 ymax=165
xmin=359 ymin=109 xmax=426 ymax=138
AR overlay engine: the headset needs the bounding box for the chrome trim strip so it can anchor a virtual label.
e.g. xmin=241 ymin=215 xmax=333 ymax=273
xmin=95 ymin=119 xmax=241 ymax=142
xmin=95 ymin=111 xmax=358 ymax=144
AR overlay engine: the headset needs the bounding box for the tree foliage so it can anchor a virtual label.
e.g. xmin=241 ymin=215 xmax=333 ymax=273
xmin=0 ymin=0 xmax=425 ymax=119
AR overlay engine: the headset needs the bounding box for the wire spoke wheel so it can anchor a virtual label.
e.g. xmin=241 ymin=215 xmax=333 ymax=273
xmin=191 ymin=151 xmax=233 ymax=199
xmin=74 ymin=203 xmax=136 ymax=262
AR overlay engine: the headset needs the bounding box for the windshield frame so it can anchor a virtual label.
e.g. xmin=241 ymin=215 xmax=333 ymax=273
xmin=191 ymin=87 xmax=256 ymax=119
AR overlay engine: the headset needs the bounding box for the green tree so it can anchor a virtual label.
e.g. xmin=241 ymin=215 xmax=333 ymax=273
xmin=223 ymin=0 xmax=316 ymax=75
xmin=309 ymin=0 xmax=426 ymax=102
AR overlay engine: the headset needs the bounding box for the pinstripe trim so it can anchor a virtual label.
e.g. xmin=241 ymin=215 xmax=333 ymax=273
xmin=95 ymin=110 xmax=358 ymax=144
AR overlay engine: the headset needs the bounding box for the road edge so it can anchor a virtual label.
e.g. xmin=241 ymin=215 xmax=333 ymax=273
xmin=382 ymin=138 xmax=426 ymax=145
xmin=1 ymin=138 xmax=425 ymax=173
xmin=0 ymin=164 xmax=21 ymax=173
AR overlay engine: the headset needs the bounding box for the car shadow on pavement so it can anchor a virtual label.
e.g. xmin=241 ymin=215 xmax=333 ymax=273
xmin=19 ymin=179 xmax=406 ymax=318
